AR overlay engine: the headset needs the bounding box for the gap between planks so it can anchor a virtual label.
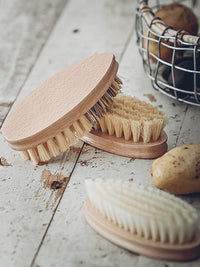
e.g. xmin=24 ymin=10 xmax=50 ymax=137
xmin=29 ymin=18 xmax=135 ymax=267
xmin=175 ymin=105 xmax=188 ymax=146
xmin=0 ymin=1 xmax=69 ymax=129
xmin=30 ymin=144 xmax=85 ymax=267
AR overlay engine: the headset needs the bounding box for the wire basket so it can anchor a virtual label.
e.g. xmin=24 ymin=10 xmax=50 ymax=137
xmin=135 ymin=0 xmax=200 ymax=106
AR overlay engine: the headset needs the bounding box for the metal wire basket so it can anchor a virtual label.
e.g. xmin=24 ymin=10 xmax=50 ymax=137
xmin=135 ymin=0 xmax=200 ymax=106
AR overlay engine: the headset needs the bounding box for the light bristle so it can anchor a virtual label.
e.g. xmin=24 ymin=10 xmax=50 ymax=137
xmin=142 ymin=120 xmax=153 ymax=143
xmin=55 ymin=132 xmax=69 ymax=152
xmin=122 ymin=119 xmax=132 ymax=140
xmin=73 ymin=121 xmax=85 ymax=138
xmin=46 ymin=139 xmax=60 ymax=157
xmin=152 ymin=119 xmax=164 ymax=141
xmin=20 ymin=75 xmax=121 ymax=164
xmin=99 ymin=117 xmax=107 ymax=133
xmin=27 ymin=148 xmax=39 ymax=165
xmin=37 ymin=144 xmax=51 ymax=162
xmin=105 ymin=114 xmax=114 ymax=135
xmin=96 ymin=94 xmax=166 ymax=143
xmin=63 ymin=127 xmax=77 ymax=144
xmin=112 ymin=115 xmax=123 ymax=138
xmin=131 ymin=120 xmax=141 ymax=142
xmin=85 ymin=179 xmax=198 ymax=244
xmin=79 ymin=115 xmax=93 ymax=132
xmin=20 ymin=150 xmax=30 ymax=160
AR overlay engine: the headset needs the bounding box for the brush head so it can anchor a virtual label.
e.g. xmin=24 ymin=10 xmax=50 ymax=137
xmin=85 ymin=179 xmax=200 ymax=260
xmin=96 ymin=94 xmax=167 ymax=143
xmin=2 ymin=53 xmax=121 ymax=163
xmin=85 ymin=179 xmax=199 ymax=244
xmin=82 ymin=94 xmax=168 ymax=159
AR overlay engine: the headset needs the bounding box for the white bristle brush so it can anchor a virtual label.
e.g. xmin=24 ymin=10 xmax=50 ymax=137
xmin=2 ymin=53 xmax=121 ymax=164
xmin=84 ymin=179 xmax=200 ymax=261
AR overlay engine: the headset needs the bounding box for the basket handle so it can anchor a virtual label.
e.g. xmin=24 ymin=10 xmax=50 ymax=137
xmin=139 ymin=1 xmax=200 ymax=45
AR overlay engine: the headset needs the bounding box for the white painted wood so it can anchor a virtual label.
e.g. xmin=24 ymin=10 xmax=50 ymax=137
xmin=0 ymin=0 xmax=200 ymax=266
xmin=0 ymin=133 xmax=82 ymax=267
xmin=118 ymin=32 xmax=189 ymax=151
xmin=176 ymin=105 xmax=200 ymax=145
xmin=0 ymin=0 xmax=67 ymax=125
xmin=0 ymin=0 xmax=136 ymax=266
xmin=33 ymin=2 xmax=200 ymax=267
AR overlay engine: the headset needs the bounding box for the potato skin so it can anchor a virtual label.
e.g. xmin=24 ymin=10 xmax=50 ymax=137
xmin=151 ymin=144 xmax=200 ymax=194
xmin=143 ymin=30 xmax=173 ymax=63
xmin=156 ymin=3 xmax=198 ymax=36
xmin=143 ymin=3 xmax=198 ymax=63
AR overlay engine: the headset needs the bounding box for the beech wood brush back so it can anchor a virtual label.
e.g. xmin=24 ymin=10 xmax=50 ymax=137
xmin=2 ymin=53 xmax=121 ymax=164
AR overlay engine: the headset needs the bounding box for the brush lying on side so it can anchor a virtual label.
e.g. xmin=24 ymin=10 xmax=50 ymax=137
xmin=84 ymin=179 xmax=200 ymax=261
xmin=2 ymin=53 xmax=121 ymax=164
xmin=95 ymin=94 xmax=167 ymax=143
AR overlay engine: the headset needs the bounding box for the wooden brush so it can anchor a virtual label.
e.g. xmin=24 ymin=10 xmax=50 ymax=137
xmin=2 ymin=53 xmax=121 ymax=164
xmin=82 ymin=94 xmax=168 ymax=158
xmin=84 ymin=179 xmax=200 ymax=261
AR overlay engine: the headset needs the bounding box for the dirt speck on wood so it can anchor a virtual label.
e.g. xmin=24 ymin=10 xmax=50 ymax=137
xmin=70 ymin=146 xmax=81 ymax=153
xmin=41 ymin=170 xmax=69 ymax=191
xmin=0 ymin=157 xmax=11 ymax=166
xmin=144 ymin=94 xmax=157 ymax=102
xmin=40 ymin=169 xmax=70 ymax=208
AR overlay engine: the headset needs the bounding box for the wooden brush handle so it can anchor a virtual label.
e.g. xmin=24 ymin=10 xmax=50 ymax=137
xmin=2 ymin=53 xmax=118 ymax=150
xmin=82 ymin=130 xmax=168 ymax=158
xmin=84 ymin=199 xmax=200 ymax=261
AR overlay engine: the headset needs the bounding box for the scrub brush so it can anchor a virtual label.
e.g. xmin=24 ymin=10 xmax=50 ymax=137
xmin=2 ymin=53 xmax=121 ymax=164
xmin=82 ymin=94 xmax=168 ymax=158
xmin=84 ymin=179 xmax=200 ymax=261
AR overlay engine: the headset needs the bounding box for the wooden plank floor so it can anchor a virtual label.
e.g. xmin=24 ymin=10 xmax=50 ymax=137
xmin=0 ymin=0 xmax=200 ymax=266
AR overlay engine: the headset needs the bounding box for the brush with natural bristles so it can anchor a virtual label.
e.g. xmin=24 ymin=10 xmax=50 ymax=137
xmin=2 ymin=53 xmax=121 ymax=164
xmin=95 ymin=94 xmax=167 ymax=143
xmin=84 ymin=179 xmax=200 ymax=261
xmin=82 ymin=94 xmax=168 ymax=158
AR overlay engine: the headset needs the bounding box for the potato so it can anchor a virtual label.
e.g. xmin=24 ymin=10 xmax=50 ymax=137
xmin=143 ymin=30 xmax=173 ymax=63
xmin=151 ymin=143 xmax=200 ymax=194
xmin=156 ymin=3 xmax=198 ymax=36
xmin=143 ymin=3 xmax=198 ymax=63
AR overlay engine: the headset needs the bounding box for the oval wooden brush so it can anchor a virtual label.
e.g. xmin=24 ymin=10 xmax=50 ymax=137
xmin=2 ymin=53 xmax=121 ymax=164
xmin=84 ymin=179 xmax=200 ymax=261
xmin=82 ymin=94 xmax=168 ymax=158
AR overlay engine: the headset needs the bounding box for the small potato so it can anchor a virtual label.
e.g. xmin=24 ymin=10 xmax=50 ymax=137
xmin=143 ymin=30 xmax=173 ymax=63
xmin=143 ymin=3 xmax=198 ymax=63
xmin=151 ymin=143 xmax=200 ymax=194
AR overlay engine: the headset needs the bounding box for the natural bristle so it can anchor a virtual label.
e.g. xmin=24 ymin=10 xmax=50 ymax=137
xmin=37 ymin=144 xmax=51 ymax=162
xmin=85 ymin=179 xmax=198 ymax=244
xmin=20 ymin=76 xmax=121 ymax=164
xmin=20 ymin=150 xmax=30 ymax=160
xmin=55 ymin=132 xmax=69 ymax=152
xmin=27 ymin=148 xmax=39 ymax=165
xmin=96 ymin=94 xmax=167 ymax=143
xmin=47 ymin=139 xmax=60 ymax=157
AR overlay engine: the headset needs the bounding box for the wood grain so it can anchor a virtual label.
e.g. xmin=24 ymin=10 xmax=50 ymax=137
xmin=0 ymin=0 xmax=136 ymax=266
xmin=2 ymin=53 xmax=118 ymax=150
xmin=0 ymin=0 xmax=200 ymax=267
xmin=82 ymin=130 xmax=167 ymax=159
xmin=0 ymin=0 xmax=67 ymax=127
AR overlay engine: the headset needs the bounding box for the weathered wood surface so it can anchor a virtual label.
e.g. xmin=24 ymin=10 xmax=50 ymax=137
xmin=0 ymin=0 xmax=67 ymax=126
xmin=0 ymin=0 xmax=200 ymax=267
